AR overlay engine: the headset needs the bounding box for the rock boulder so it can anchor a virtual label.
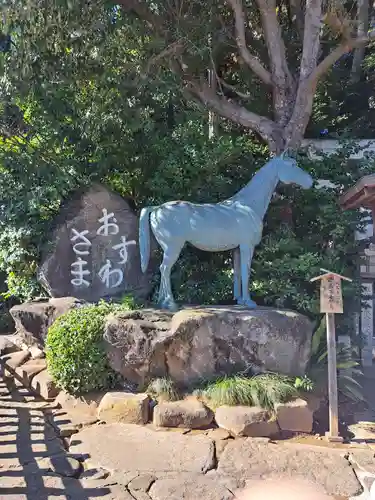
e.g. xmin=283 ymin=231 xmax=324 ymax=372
xmin=104 ymin=306 xmax=313 ymax=388
xmin=153 ymin=398 xmax=214 ymax=429
xmin=275 ymin=398 xmax=313 ymax=434
xmin=215 ymin=406 xmax=279 ymax=437
xmin=10 ymin=297 xmax=84 ymax=347
xmin=97 ymin=391 xmax=150 ymax=424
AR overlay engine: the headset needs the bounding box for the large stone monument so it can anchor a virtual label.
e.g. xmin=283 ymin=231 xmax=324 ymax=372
xmin=38 ymin=184 xmax=154 ymax=302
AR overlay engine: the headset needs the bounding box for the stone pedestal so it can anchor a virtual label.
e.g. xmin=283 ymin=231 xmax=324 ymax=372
xmin=104 ymin=306 xmax=314 ymax=388
xmin=361 ymin=282 xmax=374 ymax=367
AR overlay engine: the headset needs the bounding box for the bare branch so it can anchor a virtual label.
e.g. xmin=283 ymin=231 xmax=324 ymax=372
xmin=218 ymin=78 xmax=254 ymax=99
xmin=324 ymin=10 xmax=355 ymax=40
xmin=282 ymin=0 xmax=323 ymax=148
xmin=226 ymin=0 xmax=272 ymax=85
xmin=311 ymin=31 xmax=375 ymax=83
xmin=299 ymin=0 xmax=322 ymax=81
xmin=351 ymin=0 xmax=370 ymax=83
xmin=117 ymin=0 xmax=165 ymax=34
xmin=255 ymin=0 xmax=294 ymax=87
xmin=255 ymin=0 xmax=295 ymax=125
xmin=284 ymin=28 xmax=375 ymax=148
xmin=190 ymin=80 xmax=280 ymax=140
xmin=141 ymin=41 xmax=186 ymax=77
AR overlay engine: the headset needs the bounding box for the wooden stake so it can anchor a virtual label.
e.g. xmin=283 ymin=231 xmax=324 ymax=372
xmin=310 ymin=269 xmax=351 ymax=443
xmin=325 ymin=312 xmax=342 ymax=442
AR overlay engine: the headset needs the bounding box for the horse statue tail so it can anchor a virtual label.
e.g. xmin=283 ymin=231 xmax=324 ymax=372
xmin=139 ymin=206 xmax=155 ymax=273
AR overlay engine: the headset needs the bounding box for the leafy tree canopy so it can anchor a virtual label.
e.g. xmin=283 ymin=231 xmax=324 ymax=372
xmin=0 ymin=0 xmax=371 ymax=331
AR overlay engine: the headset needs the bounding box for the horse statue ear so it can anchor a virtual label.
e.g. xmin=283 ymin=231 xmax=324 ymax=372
xmin=282 ymin=147 xmax=298 ymax=159
xmin=280 ymin=148 xmax=289 ymax=159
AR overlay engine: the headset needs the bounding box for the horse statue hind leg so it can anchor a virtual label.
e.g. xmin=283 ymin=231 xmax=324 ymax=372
xmin=238 ymin=243 xmax=257 ymax=308
xmin=233 ymin=247 xmax=241 ymax=302
xmin=233 ymin=244 xmax=257 ymax=308
xmin=139 ymin=206 xmax=183 ymax=311
xmin=157 ymin=243 xmax=183 ymax=311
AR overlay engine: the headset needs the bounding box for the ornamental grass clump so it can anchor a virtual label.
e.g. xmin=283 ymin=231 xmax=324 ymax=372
xmin=146 ymin=377 xmax=181 ymax=402
xmin=198 ymin=374 xmax=298 ymax=411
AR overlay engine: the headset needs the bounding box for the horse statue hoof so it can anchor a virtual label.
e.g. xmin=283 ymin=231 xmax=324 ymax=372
xmin=158 ymin=299 xmax=179 ymax=312
xmin=237 ymin=298 xmax=257 ymax=309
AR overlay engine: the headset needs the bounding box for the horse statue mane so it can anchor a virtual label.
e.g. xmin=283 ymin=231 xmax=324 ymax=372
xmin=139 ymin=152 xmax=313 ymax=311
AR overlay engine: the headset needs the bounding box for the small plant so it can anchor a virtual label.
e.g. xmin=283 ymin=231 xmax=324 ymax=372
xmin=294 ymin=375 xmax=315 ymax=393
xmin=146 ymin=377 xmax=180 ymax=402
xmin=119 ymin=293 xmax=142 ymax=309
xmin=46 ymin=300 xmax=134 ymax=394
xmin=197 ymin=374 xmax=298 ymax=411
xmin=308 ymin=316 xmax=364 ymax=402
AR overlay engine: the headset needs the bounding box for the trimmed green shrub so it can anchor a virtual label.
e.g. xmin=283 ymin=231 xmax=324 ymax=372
xmin=195 ymin=374 xmax=298 ymax=411
xmin=46 ymin=301 xmax=129 ymax=395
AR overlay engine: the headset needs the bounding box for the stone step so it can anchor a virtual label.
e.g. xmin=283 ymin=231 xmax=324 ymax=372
xmin=0 ymin=350 xmax=59 ymax=401
xmin=1 ymin=350 xmax=30 ymax=375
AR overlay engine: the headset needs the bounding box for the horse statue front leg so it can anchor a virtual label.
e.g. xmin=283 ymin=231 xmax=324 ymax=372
xmin=238 ymin=243 xmax=257 ymax=308
xmin=233 ymin=247 xmax=241 ymax=302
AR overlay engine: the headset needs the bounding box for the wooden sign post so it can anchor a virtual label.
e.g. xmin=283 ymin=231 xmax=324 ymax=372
xmin=310 ymin=268 xmax=352 ymax=442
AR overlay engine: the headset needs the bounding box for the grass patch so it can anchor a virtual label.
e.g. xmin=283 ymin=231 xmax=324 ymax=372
xmin=196 ymin=374 xmax=298 ymax=411
xmin=146 ymin=377 xmax=181 ymax=402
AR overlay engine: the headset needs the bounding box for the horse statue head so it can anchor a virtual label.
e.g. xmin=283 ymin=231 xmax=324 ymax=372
xmin=275 ymin=149 xmax=313 ymax=190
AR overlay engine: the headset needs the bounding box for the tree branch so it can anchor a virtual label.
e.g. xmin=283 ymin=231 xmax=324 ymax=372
xmin=299 ymin=0 xmax=322 ymax=81
xmin=255 ymin=0 xmax=295 ymax=125
xmin=116 ymin=0 xmax=165 ymax=34
xmin=282 ymin=1 xmax=325 ymax=148
xmin=218 ymin=78 xmax=254 ymax=99
xmin=190 ymin=80 xmax=280 ymax=141
xmin=311 ymin=31 xmax=375 ymax=84
xmin=226 ymin=0 xmax=272 ymax=85
xmin=255 ymin=0 xmax=294 ymax=87
xmin=284 ymin=26 xmax=375 ymax=148
xmin=141 ymin=41 xmax=186 ymax=77
xmin=350 ymin=0 xmax=370 ymax=83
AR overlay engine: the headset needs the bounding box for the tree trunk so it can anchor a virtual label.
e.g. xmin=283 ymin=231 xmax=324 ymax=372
xmin=350 ymin=0 xmax=369 ymax=83
xmin=208 ymin=34 xmax=218 ymax=139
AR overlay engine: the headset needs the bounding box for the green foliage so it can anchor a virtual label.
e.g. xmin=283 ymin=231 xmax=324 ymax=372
xmin=118 ymin=293 xmax=142 ymax=310
xmin=196 ymin=374 xmax=298 ymax=411
xmin=3 ymin=271 xmax=43 ymax=302
xmin=0 ymin=0 xmax=370 ymax=324
xmin=0 ymin=308 xmax=14 ymax=334
xmin=307 ymin=316 xmax=364 ymax=402
xmin=45 ymin=301 xmax=133 ymax=395
xmin=146 ymin=377 xmax=180 ymax=402
xmin=294 ymin=375 xmax=315 ymax=393
xmin=252 ymin=146 xmax=371 ymax=318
